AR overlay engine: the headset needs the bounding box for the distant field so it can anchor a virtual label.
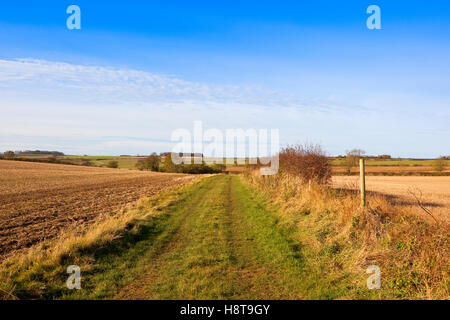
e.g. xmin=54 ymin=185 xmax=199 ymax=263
xmin=14 ymin=155 xmax=450 ymax=175
xmin=332 ymin=165 xmax=450 ymax=175
xmin=331 ymin=158 xmax=450 ymax=175
xmin=330 ymin=158 xmax=450 ymax=166
xmin=14 ymin=155 xmax=144 ymax=169
xmin=61 ymin=155 xmax=142 ymax=168
xmin=0 ymin=160 xmax=196 ymax=260
xmin=21 ymin=155 xmax=257 ymax=169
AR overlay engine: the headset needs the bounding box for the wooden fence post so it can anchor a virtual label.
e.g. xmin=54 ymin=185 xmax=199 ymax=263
xmin=360 ymin=158 xmax=366 ymax=208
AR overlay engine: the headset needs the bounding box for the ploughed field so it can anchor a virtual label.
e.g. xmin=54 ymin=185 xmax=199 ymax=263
xmin=332 ymin=175 xmax=450 ymax=222
xmin=0 ymin=160 xmax=195 ymax=260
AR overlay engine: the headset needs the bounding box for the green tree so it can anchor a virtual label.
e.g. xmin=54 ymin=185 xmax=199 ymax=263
xmin=106 ymin=160 xmax=119 ymax=168
xmin=161 ymin=153 xmax=178 ymax=173
xmin=135 ymin=153 xmax=160 ymax=171
xmin=135 ymin=159 xmax=146 ymax=171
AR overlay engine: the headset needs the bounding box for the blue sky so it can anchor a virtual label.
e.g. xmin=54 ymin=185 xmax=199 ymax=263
xmin=0 ymin=1 xmax=449 ymax=157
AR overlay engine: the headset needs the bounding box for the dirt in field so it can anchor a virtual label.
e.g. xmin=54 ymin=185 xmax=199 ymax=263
xmin=0 ymin=160 xmax=196 ymax=260
xmin=332 ymin=175 xmax=450 ymax=222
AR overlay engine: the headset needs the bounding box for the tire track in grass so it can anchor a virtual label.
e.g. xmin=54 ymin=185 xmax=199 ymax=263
xmin=226 ymin=176 xmax=307 ymax=299
xmin=117 ymin=175 xmax=243 ymax=299
xmin=7 ymin=175 xmax=348 ymax=299
xmin=117 ymin=175 xmax=308 ymax=299
xmin=65 ymin=177 xmax=214 ymax=299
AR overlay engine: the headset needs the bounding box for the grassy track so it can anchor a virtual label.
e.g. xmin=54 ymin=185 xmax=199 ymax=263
xmin=116 ymin=175 xmax=308 ymax=299
xmin=3 ymin=173 xmax=445 ymax=300
xmin=57 ymin=175 xmax=345 ymax=299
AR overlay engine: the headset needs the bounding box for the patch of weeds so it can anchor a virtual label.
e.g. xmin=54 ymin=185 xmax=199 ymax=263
xmin=297 ymin=209 xmax=310 ymax=216
xmin=316 ymin=229 xmax=329 ymax=243
xmin=351 ymin=216 xmax=360 ymax=228
xmin=396 ymin=241 xmax=406 ymax=251
xmin=387 ymin=277 xmax=414 ymax=298
xmin=407 ymin=236 xmax=418 ymax=253
xmin=386 ymin=258 xmax=423 ymax=298
xmin=322 ymin=242 xmax=341 ymax=256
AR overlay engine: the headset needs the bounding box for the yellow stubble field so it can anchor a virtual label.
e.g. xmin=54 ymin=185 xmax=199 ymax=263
xmin=332 ymin=175 xmax=450 ymax=222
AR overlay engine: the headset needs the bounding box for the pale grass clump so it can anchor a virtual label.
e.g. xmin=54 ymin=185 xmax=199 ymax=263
xmin=242 ymin=170 xmax=449 ymax=299
xmin=0 ymin=201 xmax=155 ymax=299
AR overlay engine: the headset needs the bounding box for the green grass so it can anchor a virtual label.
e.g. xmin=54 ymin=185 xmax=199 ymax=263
xmin=115 ymin=175 xmax=311 ymax=299
xmin=14 ymin=154 xmax=141 ymax=169
xmin=66 ymin=175 xmax=318 ymax=299
xmin=0 ymin=178 xmax=204 ymax=299
xmin=20 ymin=154 xmax=450 ymax=169
xmin=3 ymin=171 xmax=447 ymax=300
xmin=61 ymin=156 xmax=140 ymax=169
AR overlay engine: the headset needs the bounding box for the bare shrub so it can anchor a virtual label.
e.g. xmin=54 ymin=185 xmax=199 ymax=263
xmin=3 ymin=151 xmax=15 ymax=160
xmin=135 ymin=153 xmax=160 ymax=171
xmin=344 ymin=149 xmax=365 ymax=175
xmin=46 ymin=155 xmax=57 ymax=163
xmin=81 ymin=159 xmax=93 ymax=166
xmin=279 ymin=143 xmax=331 ymax=184
xmin=106 ymin=160 xmax=119 ymax=168
xmin=432 ymin=158 xmax=446 ymax=173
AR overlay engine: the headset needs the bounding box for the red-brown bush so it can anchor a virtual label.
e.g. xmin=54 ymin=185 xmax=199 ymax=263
xmin=279 ymin=144 xmax=331 ymax=184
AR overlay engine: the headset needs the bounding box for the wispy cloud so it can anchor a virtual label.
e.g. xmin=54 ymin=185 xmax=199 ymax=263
xmin=0 ymin=58 xmax=320 ymax=154
xmin=0 ymin=58 xmax=354 ymax=154
xmin=1 ymin=58 xmax=447 ymax=157
xmin=0 ymin=58 xmax=355 ymax=111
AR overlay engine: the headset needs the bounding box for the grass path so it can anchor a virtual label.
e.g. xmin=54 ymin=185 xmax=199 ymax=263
xmin=3 ymin=174 xmax=445 ymax=300
xmin=114 ymin=175 xmax=309 ymax=299
xmin=64 ymin=175 xmax=341 ymax=299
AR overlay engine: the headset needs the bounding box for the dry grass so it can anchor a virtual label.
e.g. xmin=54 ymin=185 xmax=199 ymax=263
xmin=332 ymin=176 xmax=450 ymax=223
xmin=332 ymin=165 xmax=450 ymax=174
xmin=243 ymin=171 xmax=449 ymax=299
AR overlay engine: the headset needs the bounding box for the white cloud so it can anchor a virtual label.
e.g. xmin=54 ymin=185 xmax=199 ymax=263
xmin=0 ymin=58 xmax=350 ymax=155
xmin=1 ymin=58 xmax=447 ymax=157
xmin=0 ymin=58 xmax=362 ymax=111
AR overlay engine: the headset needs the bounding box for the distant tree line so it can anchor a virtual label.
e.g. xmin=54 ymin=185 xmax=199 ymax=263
xmin=335 ymin=154 xmax=391 ymax=159
xmin=15 ymin=150 xmax=65 ymax=156
xmin=159 ymin=152 xmax=204 ymax=157
xmin=0 ymin=150 xmax=92 ymax=166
